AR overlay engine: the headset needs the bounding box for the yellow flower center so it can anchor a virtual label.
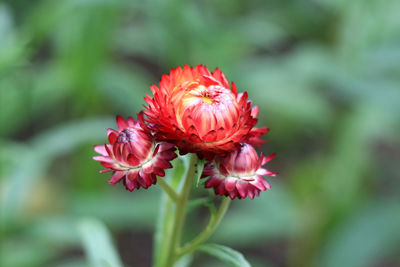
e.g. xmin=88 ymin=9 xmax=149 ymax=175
xmin=201 ymin=96 xmax=213 ymax=104
xmin=175 ymin=83 xmax=239 ymax=138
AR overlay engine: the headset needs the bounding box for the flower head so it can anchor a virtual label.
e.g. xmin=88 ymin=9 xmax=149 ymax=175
xmin=143 ymin=65 xmax=268 ymax=159
xmin=202 ymin=143 xmax=277 ymax=199
xmin=93 ymin=114 xmax=177 ymax=191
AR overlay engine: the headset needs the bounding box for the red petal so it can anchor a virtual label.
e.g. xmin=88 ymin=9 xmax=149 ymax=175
xmin=154 ymin=159 xmax=173 ymax=170
xmin=127 ymin=170 xmax=139 ymax=181
xmin=107 ymin=128 xmax=118 ymax=136
xmin=152 ymin=144 xmax=160 ymax=157
xmin=159 ymin=142 xmax=175 ymax=151
xmin=141 ymin=163 xmax=153 ymax=174
xmin=100 ymin=161 xmax=118 ymax=169
xmin=256 ymin=168 xmax=276 ymax=176
xmin=247 ymin=188 xmax=255 ymax=199
xmin=262 ymin=153 xmax=276 ymax=165
xmin=137 ymin=176 xmax=149 ymax=189
xmin=205 ymin=177 xmax=221 ymax=188
xmin=127 ymin=116 xmax=136 ymax=126
xmin=109 ymin=171 xmax=125 ymax=184
xmin=231 ymin=82 xmax=238 ymax=95
xmin=251 ymin=178 xmax=267 ymax=191
xmin=262 ymin=178 xmax=271 ymax=189
xmin=202 ymin=130 xmax=217 ymax=142
xmin=228 ymin=190 xmax=237 ymax=200
xmin=100 ymin=168 xmax=112 ymax=173
xmin=224 ymin=177 xmax=237 ymax=191
xmin=216 ymin=182 xmax=227 ymax=195
xmin=212 ymin=67 xmax=229 ymax=88
xmin=116 ymin=115 xmax=129 ymax=131
xmin=142 ymin=173 xmax=154 ymax=186
xmin=159 ymin=150 xmax=178 ymax=160
xmin=93 ymin=156 xmax=113 ymax=163
xmin=203 ymin=75 xmax=220 ymax=87
xmin=124 ymin=178 xmax=137 ymax=191
xmin=236 ymin=181 xmax=248 ymax=199
xmin=153 ymin=167 xmax=165 ymax=177
xmin=108 ymin=132 xmax=118 ymax=145
xmin=94 ymin=145 xmax=108 ymax=156
xmin=251 ymin=106 xmax=259 ymax=118
xmin=105 ymin=145 xmax=113 ymax=157
xmin=127 ymin=154 xmax=140 ymax=167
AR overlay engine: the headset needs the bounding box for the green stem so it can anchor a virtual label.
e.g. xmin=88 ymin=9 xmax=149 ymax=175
xmin=153 ymin=190 xmax=173 ymax=267
xmin=177 ymin=197 xmax=231 ymax=257
xmin=157 ymin=177 xmax=179 ymax=202
xmin=164 ymin=154 xmax=198 ymax=267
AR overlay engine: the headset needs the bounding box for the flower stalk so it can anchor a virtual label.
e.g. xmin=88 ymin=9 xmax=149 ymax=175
xmin=177 ymin=196 xmax=231 ymax=257
xmin=156 ymin=154 xmax=232 ymax=266
xmin=156 ymin=177 xmax=179 ymax=202
xmin=164 ymin=154 xmax=198 ymax=267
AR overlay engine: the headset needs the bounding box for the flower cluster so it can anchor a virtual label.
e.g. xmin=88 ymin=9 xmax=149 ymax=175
xmin=94 ymin=65 xmax=276 ymax=199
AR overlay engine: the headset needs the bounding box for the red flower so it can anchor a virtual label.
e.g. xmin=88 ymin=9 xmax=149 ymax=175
xmin=93 ymin=114 xmax=177 ymax=191
xmin=143 ymin=65 xmax=268 ymax=159
xmin=202 ymin=143 xmax=277 ymax=199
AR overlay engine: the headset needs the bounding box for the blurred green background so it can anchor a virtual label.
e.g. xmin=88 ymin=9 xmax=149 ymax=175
xmin=1 ymin=0 xmax=400 ymax=266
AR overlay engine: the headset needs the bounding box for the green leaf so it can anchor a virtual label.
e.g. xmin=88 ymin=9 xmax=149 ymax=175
xmin=1 ymin=117 xmax=114 ymax=223
xmin=214 ymin=184 xmax=300 ymax=245
xmin=174 ymin=253 xmax=193 ymax=267
xmin=198 ymin=243 xmax=251 ymax=267
xmin=1 ymin=239 xmax=56 ymax=267
xmin=97 ymin=65 xmax=151 ymax=114
xmin=69 ymin=191 xmax=159 ymax=229
xmin=317 ymin=200 xmax=400 ymax=267
xmin=168 ymin=156 xmax=187 ymax=189
xmin=195 ymin=158 xmax=205 ymax=187
xmin=78 ymin=218 xmax=123 ymax=267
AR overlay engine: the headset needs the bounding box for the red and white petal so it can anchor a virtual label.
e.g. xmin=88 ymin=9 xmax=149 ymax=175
xmin=94 ymin=145 xmax=108 ymax=156
xmin=236 ymin=181 xmax=249 ymax=199
xmin=224 ymin=177 xmax=237 ymax=192
xmin=262 ymin=153 xmax=276 ymax=165
xmin=93 ymin=156 xmax=114 ymax=163
xmin=109 ymin=171 xmax=125 ymax=184
xmin=116 ymin=115 xmax=129 ymax=131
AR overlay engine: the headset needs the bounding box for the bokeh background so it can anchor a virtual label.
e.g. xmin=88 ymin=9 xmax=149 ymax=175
xmin=1 ymin=0 xmax=400 ymax=266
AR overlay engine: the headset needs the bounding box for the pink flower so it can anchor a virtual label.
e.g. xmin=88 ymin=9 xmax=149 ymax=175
xmin=202 ymin=143 xmax=277 ymax=199
xmin=93 ymin=114 xmax=177 ymax=191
